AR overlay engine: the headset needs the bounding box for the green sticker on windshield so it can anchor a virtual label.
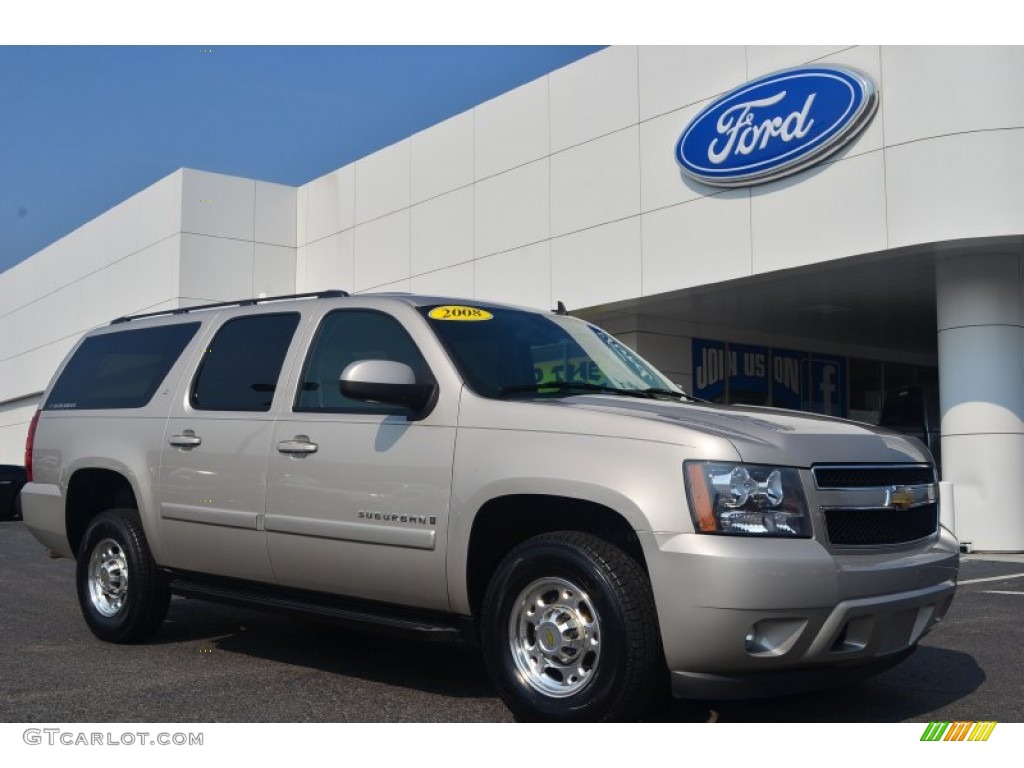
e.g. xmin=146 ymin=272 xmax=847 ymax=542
xmin=428 ymin=305 xmax=494 ymax=321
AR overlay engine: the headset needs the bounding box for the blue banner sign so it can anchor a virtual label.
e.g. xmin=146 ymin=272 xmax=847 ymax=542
xmin=728 ymin=343 xmax=769 ymax=405
xmin=771 ymin=348 xmax=807 ymax=410
xmin=693 ymin=339 xmax=727 ymax=402
xmin=693 ymin=341 xmax=770 ymax=404
xmin=693 ymin=340 xmax=846 ymax=416
xmin=676 ymin=66 xmax=878 ymax=187
xmin=810 ymin=355 xmax=847 ymax=418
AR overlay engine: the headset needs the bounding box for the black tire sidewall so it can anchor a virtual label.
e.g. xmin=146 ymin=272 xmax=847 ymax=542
xmin=76 ymin=510 xmax=166 ymax=643
xmin=482 ymin=537 xmax=639 ymax=722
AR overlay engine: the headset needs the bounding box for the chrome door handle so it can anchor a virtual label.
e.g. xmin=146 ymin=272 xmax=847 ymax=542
xmin=277 ymin=437 xmax=318 ymax=455
xmin=169 ymin=432 xmax=202 ymax=447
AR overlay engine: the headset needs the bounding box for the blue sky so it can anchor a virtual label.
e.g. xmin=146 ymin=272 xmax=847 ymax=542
xmin=0 ymin=45 xmax=603 ymax=274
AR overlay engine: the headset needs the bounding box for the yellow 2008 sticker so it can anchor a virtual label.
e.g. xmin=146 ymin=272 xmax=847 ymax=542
xmin=428 ymin=305 xmax=494 ymax=321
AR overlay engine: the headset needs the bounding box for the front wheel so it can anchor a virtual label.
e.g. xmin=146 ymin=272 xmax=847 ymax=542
xmin=481 ymin=531 xmax=663 ymax=722
xmin=76 ymin=509 xmax=170 ymax=643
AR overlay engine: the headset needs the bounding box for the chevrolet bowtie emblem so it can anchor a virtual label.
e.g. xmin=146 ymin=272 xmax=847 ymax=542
xmin=886 ymin=485 xmax=921 ymax=511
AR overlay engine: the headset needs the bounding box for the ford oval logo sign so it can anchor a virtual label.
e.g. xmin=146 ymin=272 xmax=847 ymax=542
xmin=676 ymin=66 xmax=878 ymax=187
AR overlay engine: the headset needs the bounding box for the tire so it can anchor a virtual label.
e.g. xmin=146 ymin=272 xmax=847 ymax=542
xmin=481 ymin=531 xmax=663 ymax=722
xmin=76 ymin=509 xmax=170 ymax=643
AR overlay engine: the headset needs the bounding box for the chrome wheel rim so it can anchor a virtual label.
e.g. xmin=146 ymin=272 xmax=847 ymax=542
xmin=508 ymin=576 xmax=601 ymax=698
xmin=87 ymin=538 xmax=129 ymax=617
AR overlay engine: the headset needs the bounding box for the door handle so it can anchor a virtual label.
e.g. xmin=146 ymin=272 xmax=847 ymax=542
xmin=277 ymin=437 xmax=318 ymax=455
xmin=169 ymin=431 xmax=202 ymax=448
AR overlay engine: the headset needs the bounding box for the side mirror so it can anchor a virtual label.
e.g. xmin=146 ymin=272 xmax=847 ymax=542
xmin=340 ymin=360 xmax=436 ymax=413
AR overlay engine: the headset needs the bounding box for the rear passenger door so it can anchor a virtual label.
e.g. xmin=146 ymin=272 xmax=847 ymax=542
xmin=265 ymin=308 xmax=456 ymax=611
xmin=158 ymin=311 xmax=303 ymax=582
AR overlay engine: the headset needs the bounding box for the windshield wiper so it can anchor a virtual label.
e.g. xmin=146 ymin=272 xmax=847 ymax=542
xmin=496 ymin=382 xmax=703 ymax=402
xmin=498 ymin=382 xmax=661 ymax=399
xmin=638 ymin=387 xmax=701 ymax=401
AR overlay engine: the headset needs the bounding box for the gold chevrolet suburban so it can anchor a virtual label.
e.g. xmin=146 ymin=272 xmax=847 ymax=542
xmin=21 ymin=291 xmax=959 ymax=721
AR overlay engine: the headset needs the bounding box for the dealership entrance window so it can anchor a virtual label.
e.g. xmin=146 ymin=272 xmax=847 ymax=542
xmin=692 ymin=338 xmax=936 ymax=425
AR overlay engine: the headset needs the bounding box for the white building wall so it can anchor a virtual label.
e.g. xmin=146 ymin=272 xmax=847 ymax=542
xmin=295 ymin=46 xmax=1024 ymax=314
xmin=0 ymin=171 xmax=184 ymax=411
xmin=0 ymin=168 xmax=296 ymax=461
xmin=937 ymin=252 xmax=1024 ymax=551
xmin=0 ymin=398 xmax=40 ymax=465
xmin=179 ymin=170 xmax=297 ymax=303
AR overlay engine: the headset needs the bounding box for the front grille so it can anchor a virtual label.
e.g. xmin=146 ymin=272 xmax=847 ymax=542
xmin=813 ymin=465 xmax=935 ymax=489
xmin=823 ymin=503 xmax=938 ymax=546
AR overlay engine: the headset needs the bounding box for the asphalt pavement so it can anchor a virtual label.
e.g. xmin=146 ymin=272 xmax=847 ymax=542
xmin=1 ymin=520 xmax=1021 ymax=723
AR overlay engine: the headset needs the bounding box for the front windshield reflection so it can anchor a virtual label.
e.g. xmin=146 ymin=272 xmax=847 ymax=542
xmin=419 ymin=304 xmax=686 ymax=400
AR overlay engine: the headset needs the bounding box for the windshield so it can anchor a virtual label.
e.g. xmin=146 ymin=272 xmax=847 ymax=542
xmin=418 ymin=303 xmax=686 ymax=400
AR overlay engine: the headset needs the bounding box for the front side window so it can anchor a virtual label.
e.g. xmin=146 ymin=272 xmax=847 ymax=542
xmin=191 ymin=313 xmax=300 ymax=412
xmin=418 ymin=304 xmax=684 ymax=400
xmin=295 ymin=310 xmax=432 ymax=413
xmin=45 ymin=323 xmax=200 ymax=410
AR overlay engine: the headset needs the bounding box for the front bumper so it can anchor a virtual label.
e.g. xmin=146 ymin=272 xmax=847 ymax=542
xmin=639 ymin=526 xmax=959 ymax=699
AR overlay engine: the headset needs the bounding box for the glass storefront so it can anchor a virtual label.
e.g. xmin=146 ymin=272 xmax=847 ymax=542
xmin=692 ymin=338 xmax=936 ymax=425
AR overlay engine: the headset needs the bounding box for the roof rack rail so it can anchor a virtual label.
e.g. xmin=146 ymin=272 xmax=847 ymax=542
xmin=110 ymin=289 xmax=350 ymax=325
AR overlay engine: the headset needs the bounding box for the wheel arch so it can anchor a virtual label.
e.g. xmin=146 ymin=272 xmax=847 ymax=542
xmin=464 ymin=494 xmax=648 ymax=621
xmin=66 ymin=467 xmax=139 ymax=557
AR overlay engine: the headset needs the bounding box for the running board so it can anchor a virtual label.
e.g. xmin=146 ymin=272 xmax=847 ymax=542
xmin=166 ymin=571 xmax=474 ymax=644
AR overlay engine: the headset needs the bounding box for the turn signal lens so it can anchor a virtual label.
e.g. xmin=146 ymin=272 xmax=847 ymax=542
xmin=685 ymin=462 xmax=717 ymax=532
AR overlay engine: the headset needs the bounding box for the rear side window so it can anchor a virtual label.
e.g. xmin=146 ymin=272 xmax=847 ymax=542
xmin=191 ymin=313 xmax=300 ymax=412
xmin=44 ymin=323 xmax=200 ymax=410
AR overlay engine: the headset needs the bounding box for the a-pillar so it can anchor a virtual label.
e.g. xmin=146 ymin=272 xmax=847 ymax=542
xmin=936 ymin=251 xmax=1024 ymax=552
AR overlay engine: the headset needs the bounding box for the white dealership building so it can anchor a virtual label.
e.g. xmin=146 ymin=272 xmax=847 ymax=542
xmin=2 ymin=46 xmax=1022 ymax=551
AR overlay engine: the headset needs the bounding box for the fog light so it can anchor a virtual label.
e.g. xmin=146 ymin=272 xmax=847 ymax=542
xmin=743 ymin=629 xmax=757 ymax=651
xmin=742 ymin=618 xmax=808 ymax=657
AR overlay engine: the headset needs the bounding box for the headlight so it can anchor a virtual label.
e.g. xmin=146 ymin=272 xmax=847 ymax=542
xmin=684 ymin=461 xmax=810 ymax=537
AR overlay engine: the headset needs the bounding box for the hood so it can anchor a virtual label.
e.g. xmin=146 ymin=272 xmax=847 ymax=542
xmin=550 ymin=395 xmax=932 ymax=467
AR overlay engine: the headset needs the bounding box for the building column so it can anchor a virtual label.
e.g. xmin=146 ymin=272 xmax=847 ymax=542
xmin=936 ymin=251 xmax=1024 ymax=552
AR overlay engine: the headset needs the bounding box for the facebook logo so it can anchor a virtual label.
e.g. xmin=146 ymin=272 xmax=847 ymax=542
xmin=810 ymin=357 xmax=846 ymax=418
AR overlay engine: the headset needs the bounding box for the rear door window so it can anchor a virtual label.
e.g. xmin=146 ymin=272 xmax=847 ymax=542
xmin=190 ymin=313 xmax=300 ymax=412
xmin=44 ymin=323 xmax=200 ymax=411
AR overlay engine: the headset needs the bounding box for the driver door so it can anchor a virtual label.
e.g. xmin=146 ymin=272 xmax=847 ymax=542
xmin=264 ymin=309 xmax=456 ymax=611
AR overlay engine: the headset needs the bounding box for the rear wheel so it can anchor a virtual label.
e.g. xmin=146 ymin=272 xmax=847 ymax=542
xmin=481 ymin=531 xmax=662 ymax=721
xmin=76 ymin=509 xmax=170 ymax=643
